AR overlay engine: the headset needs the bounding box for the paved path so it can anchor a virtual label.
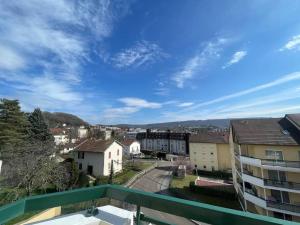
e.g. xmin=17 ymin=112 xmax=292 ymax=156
xmin=130 ymin=161 xmax=195 ymax=225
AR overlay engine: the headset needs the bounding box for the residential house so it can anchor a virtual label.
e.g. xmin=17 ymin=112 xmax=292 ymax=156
xmin=136 ymin=129 xmax=190 ymax=155
xmin=189 ymin=132 xmax=231 ymax=172
xmin=230 ymin=114 xmax=300 ymax=222
xmin=121 ymin=139 xmax=141 ymax=156
xmin=50 ymin=128 xmax=69 ymax=145
xmin=77 ymin=126 xmax=88 ymax=139
xmin=74 ymin=139 xmax=123 ymax=177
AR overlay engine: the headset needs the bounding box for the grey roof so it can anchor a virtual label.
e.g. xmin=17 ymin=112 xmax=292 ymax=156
xmin=190 ymin=132 xmax=229 ymax=144
xmin=231 ymin=118 xmax=300 ymax=146
xmin=286 ymin=114 xmax=300 ymax=129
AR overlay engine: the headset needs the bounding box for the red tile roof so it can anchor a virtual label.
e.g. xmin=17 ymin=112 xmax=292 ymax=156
xmin=75 ymin=139 xmax=115 ymax=153
xmin=120 ymin=139 xmax=137 ymax=146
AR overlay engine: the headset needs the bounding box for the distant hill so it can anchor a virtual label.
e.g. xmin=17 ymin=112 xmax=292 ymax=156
xmin=117 ymin=119 xmax=230 ymax=129
xmin=43 ymin=112 xmax=89 ymax=128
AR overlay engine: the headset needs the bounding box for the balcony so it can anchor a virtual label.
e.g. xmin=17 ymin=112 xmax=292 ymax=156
xmin=244 ymin=190 xmax=300 ymax=217
xmin=0 ymin=184 xmax=293 ymax=225
xmin=240 ymin=155 xmax=300 ymax=172
xmin=242 ymin=169 xmax=300 ymax=193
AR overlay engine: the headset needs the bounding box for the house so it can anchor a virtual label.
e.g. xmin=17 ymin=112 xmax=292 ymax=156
xmin=189 ymin=132 xmax=231 ymax=172
xmin=60 ymin=139 xmax=88 ymax=154
xmin=50 ymin=128 xmax=69 ymax=145
xmin=77 ymin=126 xmax=88 ymax=138
xmin=74 ymin=139 xmax=123 ymax=177
xmin=230 ymin=114 xmax=300 ymax=222
xmin=136 ymin=129 xmax=190 ymax=156
xmin=121 ymin=139 xmax=141 ymax=156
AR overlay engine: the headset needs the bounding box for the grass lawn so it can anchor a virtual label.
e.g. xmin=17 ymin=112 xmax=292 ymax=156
xmin=170 ymin=175 xmax=241 ymax=210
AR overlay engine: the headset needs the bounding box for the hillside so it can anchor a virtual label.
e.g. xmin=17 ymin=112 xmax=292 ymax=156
xmin=43 ymin=112 xmax=89 ymax=128
xmin=117 ymin=119 xmax=230 ymax=129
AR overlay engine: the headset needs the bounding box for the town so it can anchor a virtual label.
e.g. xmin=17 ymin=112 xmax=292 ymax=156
xmin=1 ymin=98 xmax=300 ymax=224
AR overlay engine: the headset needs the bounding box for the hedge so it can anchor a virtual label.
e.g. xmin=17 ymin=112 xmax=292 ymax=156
xmin=193 ymin=169 xmax=232 ymax=180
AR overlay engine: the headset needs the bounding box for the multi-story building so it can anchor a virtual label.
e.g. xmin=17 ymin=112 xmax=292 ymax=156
xmin=230 ymin=114 xmax=300 ymax=221
xmin=189 ymin=132 xmax=231 ymax=172
xmin=136 ymin=129 xmax=190 ymax=155
xmin=50 ymin=128 xmax=69 ymax=145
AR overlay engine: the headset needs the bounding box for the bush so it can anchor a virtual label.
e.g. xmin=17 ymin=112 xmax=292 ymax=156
xmin=189 ymin=182 xmax=236 ymax=199
xmin=193 ymin=169 xmax=232 ymax=180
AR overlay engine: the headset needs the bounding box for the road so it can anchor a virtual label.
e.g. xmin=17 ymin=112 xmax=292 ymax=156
xmin=130 ymin=161 xmax=195 ymax=225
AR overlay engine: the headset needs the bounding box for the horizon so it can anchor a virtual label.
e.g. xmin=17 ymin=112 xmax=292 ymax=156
xmin=1 ymin=1 xmax=300 ymax=124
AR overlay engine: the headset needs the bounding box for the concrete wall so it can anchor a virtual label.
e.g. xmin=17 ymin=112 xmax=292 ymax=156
xmin=75 ymin=151 xmax=104 ymax=177
xmin=189 ymin=142 xmax=218 ymax=171
xmin=217 ymin=143 xmax=231 ymax=171
xmin=103 ymin=142 xmax=123 ymax=176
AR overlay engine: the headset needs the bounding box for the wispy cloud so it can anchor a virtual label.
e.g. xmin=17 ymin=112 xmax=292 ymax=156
xmin=279 ymin=34 xmax=300 ymax=51
xmin=177 ymin=102 xmax=194 ymax=107
xmin=188 ymin=71 xmax=300 ymax=110
xmin=0 ymin=0 xmax=131 ymax=113
xmin=104 ymin=97 xmax=162 ymax=119
xmin=222 ymin=50 xmax=247 ymax=69
xmin=118 ymin=97 xmax=162 ymax=108
xmin=172 ymin=38 xmax=228 ymax=88
xmin=111 ymin=40 xmax=168 ymax=68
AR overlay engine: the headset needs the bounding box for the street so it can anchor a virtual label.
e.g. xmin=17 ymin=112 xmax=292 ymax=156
xmin=130 ymin=161 xmax=195 ymax=225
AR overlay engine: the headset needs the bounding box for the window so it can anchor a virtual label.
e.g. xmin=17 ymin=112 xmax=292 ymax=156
xmin=203 ymin=165 xmax=206 ymax=169
xmin=117 ymin=149 xmax=119 ymax=156
xmin=79 ymin=163 xmax=82 ymax=170
xmin=210 ymin=152 xmax=214 ymax=155
xmin=266 ymin=150 xmax=283 ymax=160
xmin=109 ymin=152 xmax=111 ymax=159
xmin=78 ymin=152 xmax=84 ymax=159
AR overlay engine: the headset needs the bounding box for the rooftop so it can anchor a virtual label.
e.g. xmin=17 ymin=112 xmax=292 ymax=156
xmin=231 ymin=117 xmax=300 ymax=146
xmin=190 ymin=132 xmax=229 ymax=144
xmin=75 ymin=139 xmax=115 ymax=153
xmin=120 ymin=139 xmax=137 ymax=146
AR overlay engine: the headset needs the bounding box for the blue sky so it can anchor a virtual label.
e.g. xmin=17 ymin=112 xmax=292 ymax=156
xmin=1 ymin=1 xmax=300 ymax=124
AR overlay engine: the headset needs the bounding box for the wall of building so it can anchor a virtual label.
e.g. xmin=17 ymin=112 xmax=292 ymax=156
xmin=75 ymin=151 xmax=104 ymax=177
xmin=103 ymin=142 xmax=123 ymax=176
xmin=140 ymin=138 xmax=186 ymax=155
xmin=54 ymin=134 xmax=68 ymax=145
xmin=129 ymin=142 xmax=140 ymax=155
xmin=217 ymin=143 xmax=231 ymax=171
xmin=189 ymin=143 xmax=218 ymax=171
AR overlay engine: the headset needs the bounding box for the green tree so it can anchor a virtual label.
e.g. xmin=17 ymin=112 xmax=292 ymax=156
xmin=28 ymin=108 xmax=53 ymax=142
xmin=0 ymin=99 xmax=29 ymax=153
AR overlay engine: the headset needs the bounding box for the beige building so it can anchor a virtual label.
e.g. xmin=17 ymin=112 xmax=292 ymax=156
xmin=74 ymin=139 xmax=123 ymax=177
xmin=189 ymin=132 xmax=231 ymax=172
xmin=230 ymin=114 xmax=300 ymax=222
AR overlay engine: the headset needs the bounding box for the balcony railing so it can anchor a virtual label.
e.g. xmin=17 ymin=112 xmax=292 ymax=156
xmin=0 ymin=184 xmax=296 ymax=225
xmin=261 ymin=159 xmax=300 ymax=168
xmin=264 ymin=179 xmax=300 ymax=190
xmin=267 ymin=200 xmax=300 ymax=214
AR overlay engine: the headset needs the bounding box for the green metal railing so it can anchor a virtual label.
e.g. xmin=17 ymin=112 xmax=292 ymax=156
xmin=0 ymin=184 xmax=298 ymax=225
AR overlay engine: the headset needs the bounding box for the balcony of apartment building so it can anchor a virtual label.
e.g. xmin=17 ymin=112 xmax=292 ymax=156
xmin=238 ymin=146 xmax=300 ymax=172
xmin=244 ymin=182 xmax=300 ymax=218
xmin=241 ymin=167 xmax=300 ymax=194
xmin=0 ymin=184 xmax=294 ymax=225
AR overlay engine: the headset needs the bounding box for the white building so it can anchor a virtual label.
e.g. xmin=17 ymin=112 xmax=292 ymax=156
xmin=121 ymin=140 xmax=141 ymax=156
xmin=50 ymin=128 xmax=69 ymax=145
xmin=77 ymin=126 xmax=88 ymax=139
xmin=136 ymin=129 xmax=190 ymax=155
xmin=74 ymin=139 xmax=123 ymax=177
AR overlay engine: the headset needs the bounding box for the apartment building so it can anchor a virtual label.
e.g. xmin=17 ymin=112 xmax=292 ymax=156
xmin=230 ymin=114 xmax=300 ymax=221
xmin=189 ymin=132 xmax=231 ymax=172
xmin=136 ymin=129 xmax=190 ymax=155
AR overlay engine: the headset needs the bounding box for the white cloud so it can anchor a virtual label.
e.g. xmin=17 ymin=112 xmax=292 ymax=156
xmin=177 ymin=102 xmax=194 ymax=107
xmin=280 ymin=35 xmax=300 ymax=51
xmin=0 ymin=45 xmax=26 ymax=71
xmin=222 ymin=50 xmax=247 ymax=69
xmin=0 ymin=0 xmax=131 ymax=113
xmin=188 ymin=71 xmax=300 ymax=110
xmin=111 ymin=40 xmax=168 ymax=68
xmin=118 ymin=97 xmax=162 ymax=108
xmin=172 ymin=38 xmax=228 ymax=88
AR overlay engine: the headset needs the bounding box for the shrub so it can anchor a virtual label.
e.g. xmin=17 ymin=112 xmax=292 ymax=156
xmin=193 ymin=169 xmax=232 ymax=180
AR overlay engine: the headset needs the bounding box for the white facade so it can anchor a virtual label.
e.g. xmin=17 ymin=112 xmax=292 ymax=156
xmin=78 ymin=127 xmax=88 ymax=138
xmin=123 ymin=141 xmax=141 ymax=155
xmin=53 ymin=134 xmax=69 ymax=145
xmin=140 ymin=138 xmax=186 ymax=155
xmin=75 ymin=141 xmax=123 ymax=177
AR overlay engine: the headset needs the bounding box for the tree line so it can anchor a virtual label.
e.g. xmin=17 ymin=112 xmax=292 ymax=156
xmin=0 ymin=99 xmax=78 ymax=204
